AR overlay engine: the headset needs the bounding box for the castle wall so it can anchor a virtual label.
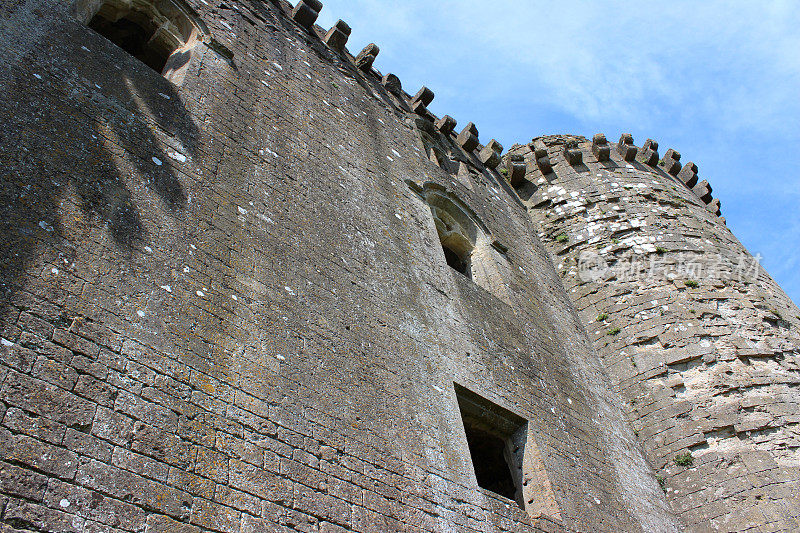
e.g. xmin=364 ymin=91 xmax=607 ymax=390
xmin=507 ymin=136 xmax=800 ymax=532
xmin=0 ymin=1 xmax=679 ymax=532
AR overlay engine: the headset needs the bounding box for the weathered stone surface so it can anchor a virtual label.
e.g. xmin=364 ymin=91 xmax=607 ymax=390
xmin=479 ymin=139 xmax=503 ymax=168
xmin=638 ymin=138 xmax=660 ymax=166
xmin=678 ymin=161 xmax=700 ymax=188
xmin=617 ymin=133 xmax=638 ymax=161
xmin=291 ymin=0 xmax=322 ymax=30
xmin=660 ymin=148 xmax=682 ymax=176
xmin=434 ymin=114 xmax=457 ymax=135
xmin=708 ymin=197 xmax=722 ymax=216
xmin=456 ymin=122 xmax=480 ymax=151
xmin=0 ymin=3 xmax=794 ymax=533
xmin=563 ymin=141 xmax=583 ymax=165
xmin=381 ymin=73 xmax=402 ymax=97
xmin=409 ymin=86 xmax=434 ymax=115
xmin=355 ymin=43 xmax=379 ymax=71
xmin=693 ymin=179 xmax=713 ymax=202
xmin=592 ymin=133 xmax=611 ymax=162
xmin=507 ymin=154 xmax=527 ymax=187
xmin=507 ymin=134 xmax=800 ymax=533
xmin=532 ymin=140 xmax=553 ymax=174
xmin=324 ymin=19 xmax=351 ymax=52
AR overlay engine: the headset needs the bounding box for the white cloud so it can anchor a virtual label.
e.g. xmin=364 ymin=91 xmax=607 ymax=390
xmin=442 ymin=1 xmax=800 ymax=134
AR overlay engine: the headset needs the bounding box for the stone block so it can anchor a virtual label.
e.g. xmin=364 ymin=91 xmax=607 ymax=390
xmin=678 ymin=162 xmax=699 ymax=188
xmin=381 ymin=73 xmax=402 ymax=97
xmin=617 ymin=133 xmax=638 ymax=161
xmin=563 ymin=141 xmax=582 ymax=165
xmin=592 ymin=133 xmax=611 ymax=162
xmin=637 ymin=138 xmax=659 ymax=166
xmin=409 ymin=86 xmax=434 ymax=115
xmin=693 ymin=180 xmax=713 ymax=202
xmin=0 ymin=430 xmax=78 ymax=479
xmin=507 ymin=154 xmax=527 ymax=187
xmin=660 ymin=148 xmax=682 ymax=176
xmin=75 ymin=459 xmax=192 ymax=519
xmin=0 ymin=461 xmax=48 ymax=501
xmin=0 ymin=342 xmax=37 ymax=373
xmin=479 ymin=139 xmax=503 ymax=168
xmin=324 ymin=20 xmax=351 ymax=52
xmin=708 ymin=198 xmax=721 ymax=216
xmin=457 ymin=122 xmax=479 ymax=152
xmin=4 ymin=500 xmax=84 ymax=533
xmin=410 ymin=86 xmax=434 ymax=107
xmin=190 ymin=497 xmax=241 ymax=533
xmin=355 ymin=43 xmax=379 ymax=71
xmin=532 ymin=141 xmax=553 ymax=174
xmin=64 ymin=428 xmax=114 ymax=462
xmin=1 ymin=371 xmax=95 ymax=428
xmin=292 ymin=0 xmax=322 ymax=30
xmin=44 ymin=478 xmax=147 ymax=531
xmin=3 ymin=407 xmax=65 ymax=444
xmin=434 ymin=115 xmax=456 ymax=135
xmin=146 ymin=514 xmax=202 ymax=533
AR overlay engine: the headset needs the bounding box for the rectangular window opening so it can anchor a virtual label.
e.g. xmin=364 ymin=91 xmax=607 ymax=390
xmin=455 ymin=384 xmax=527 ymax=509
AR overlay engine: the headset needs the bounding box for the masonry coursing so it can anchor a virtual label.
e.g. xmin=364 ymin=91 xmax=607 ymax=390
xmin=0 ymin=1 xmax=795 ymax=532
xmin=507 ymin=135 xmax=800 ymax=532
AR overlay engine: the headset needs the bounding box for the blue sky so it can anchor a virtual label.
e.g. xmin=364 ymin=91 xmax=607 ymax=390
xmin=314 ymin=1 xmax=800 ymax=305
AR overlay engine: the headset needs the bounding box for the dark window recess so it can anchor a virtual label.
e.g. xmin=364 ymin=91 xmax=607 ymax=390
xmin=463 ymin=423 xmax=517 ymax=499
xmin=443 ymin=244 xmax=470 ymax=277
xmin=455 ymin=384 xmax=527 ymax=509
xmin=89 ymin=12 xmax=170 ymax=73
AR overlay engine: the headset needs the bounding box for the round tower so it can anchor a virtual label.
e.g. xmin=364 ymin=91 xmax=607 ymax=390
xmin=506 ymin=135 xmax=800 ymax=531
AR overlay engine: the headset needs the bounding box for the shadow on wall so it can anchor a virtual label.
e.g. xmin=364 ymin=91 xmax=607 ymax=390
xmin=0 ymin=13 xmax=200 ymax=321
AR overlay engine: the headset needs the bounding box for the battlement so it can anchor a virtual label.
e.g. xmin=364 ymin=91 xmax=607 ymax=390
xmin=0 ymin=2 xmax=796 ymax=532
xmin=505 ymin=133 xmax=724 ymax=218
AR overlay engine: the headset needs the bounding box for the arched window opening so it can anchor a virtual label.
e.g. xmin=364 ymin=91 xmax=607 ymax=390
xmin=75 ymin=0 xmax=205 ymax=83
xmin=430 ymin=201 xmax=476 ymax=279
xmin=416 ymin=186 xmax=513 ymax=303
xmin=442 ymin=244 xmax=469 ymax=277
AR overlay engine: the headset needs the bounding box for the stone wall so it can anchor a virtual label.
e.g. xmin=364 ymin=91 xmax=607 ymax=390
xmin=507 ymin=135 xmax=800 ymax=532
xmin=0 ymin=1 xmax=679 ymax=532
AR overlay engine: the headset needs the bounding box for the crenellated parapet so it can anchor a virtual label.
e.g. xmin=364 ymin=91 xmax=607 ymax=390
xmin=264 ymin=1 xmax=519 ymax=181
xmin=6 ymin=2 xmax=795 ymax=532
xmin=500 ymin=133 xmax=724 ymax=218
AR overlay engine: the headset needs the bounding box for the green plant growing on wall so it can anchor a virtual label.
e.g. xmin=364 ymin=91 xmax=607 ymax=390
xmin=675 ymin=452 xmax=694 ymax=467
xmin=657 ymin=475 xmax=667 ymax=491
xmin=656 ymin=246 xmax=667 ymax=254
xmin=607 ymin=327 xmax=621 ymax=335
xmin=555 ymin=234 xmax=568 ymax=243
xmin=597 ymin=313 xmax=608 ymax=321
xmin=685 ymin=280 xmax=699 ymax=288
